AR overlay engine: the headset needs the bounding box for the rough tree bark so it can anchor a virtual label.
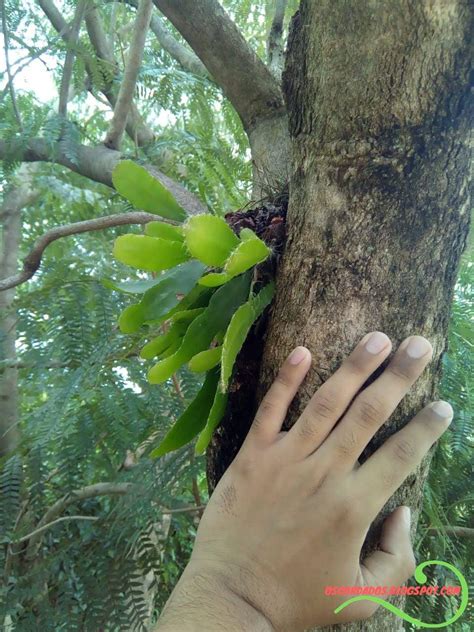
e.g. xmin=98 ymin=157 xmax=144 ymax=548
xmin=0 ymin=166 xmax=39 ymax=456
xmin=208 ymin=1 xmax=472 ymax=631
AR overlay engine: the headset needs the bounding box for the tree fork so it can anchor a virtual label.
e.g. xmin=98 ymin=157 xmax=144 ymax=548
xmin=207 ymin=2 xmax=472 ymax=630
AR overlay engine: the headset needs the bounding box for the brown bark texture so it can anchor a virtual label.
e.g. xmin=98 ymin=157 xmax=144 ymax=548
xmin=208 ymin=1 xmax=472 ymax=631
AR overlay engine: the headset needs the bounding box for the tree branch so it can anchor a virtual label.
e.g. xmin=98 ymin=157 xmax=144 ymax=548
xmin=0 ymin=138 xmax=206 ymax=216
xmin=58 ymin=0 xmax=87 ymax=119
xmin=149 ymin=13 xmax=209 ymax=78
xmin=154 ymin=0 xmax=285 ymax=131
xmin=26 ymin=482 xmax=134 ymax=557
xmin=427 ymin=526 xmax=474 ymax=538
xmin=16 ymin=505 xmax=206 ymax=545
xmin=84 ymin=3 xmax=155 ymax=147
xmin=267 ymin=0 xmax=287 ymax=79
xmin=0 ymin=211 xmax=160 ymax=291
xmin=104 ymin=0 xmax=153 ymax=149
xmin=16 ymin=515 xmax=99 ymax=544
xmin=122 ymin=0 xmax=208 ymax=77
xmin=39 ymin=0 xmax=154 ymax=146
xmin=0 ymin=0 xmax=23 ymax=129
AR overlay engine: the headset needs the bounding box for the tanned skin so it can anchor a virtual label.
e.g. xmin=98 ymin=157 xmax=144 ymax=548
xmin=155 ymin=332 xmax=453 ymax=631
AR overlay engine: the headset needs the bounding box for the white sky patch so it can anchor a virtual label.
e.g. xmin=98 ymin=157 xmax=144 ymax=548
xmin=0 ymin=33 xmax=57 ymax=104
xmin=112 ymin=366 xmax=143 ymax=394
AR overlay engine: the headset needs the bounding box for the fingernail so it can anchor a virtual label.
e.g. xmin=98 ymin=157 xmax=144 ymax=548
xmin=288 ymin=346 xmax=308 ymax=365
xmin=429 ymin=400 xmax=454 ymax=421
xmin=405 ymin=336 xmax=432 ymax=359
xmin=401 ymin=506 xmax=411 ymax=526
xmin=364 ymin=331 xmax=390 ymax=355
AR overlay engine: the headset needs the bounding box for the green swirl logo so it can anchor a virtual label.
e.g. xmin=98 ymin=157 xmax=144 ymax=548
xmin=334 ymin=560 xmax=468 ymax=629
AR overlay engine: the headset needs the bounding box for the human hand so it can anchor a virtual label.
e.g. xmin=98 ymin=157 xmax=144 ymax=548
xmin=157 ymin=332 xmax=453 ymax=631
xmin=187 ymin=332 xmax=453 ymax=629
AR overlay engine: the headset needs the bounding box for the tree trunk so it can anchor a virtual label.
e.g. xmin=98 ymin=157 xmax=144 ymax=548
xmin=208 ymin=1 xmax=472 ymax=630
xmin=0 ymin=166 xmax=38 ymax=456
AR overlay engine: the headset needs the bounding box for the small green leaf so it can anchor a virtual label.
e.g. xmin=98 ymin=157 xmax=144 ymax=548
xmin=113 ymin=234 xmax=189 ymax=272
xmin=195 ymin=388 xmax=229 ymax=455
xmin=112 ymin=160 xmax=187 ymax=220
xmin=149 ymin=368 xmax=219 ymax=458
xmin=225 ymin=238 xmax=271 ymax=276
xmin=198 ymin=236 xmax=271 ymax=287
xmin=118 ymin=304 xmax=144 ymax=334
xmin=221 ymin=282 xmax=275 ymax=392
xmin=188 ymin=346 xmax=222 ymax=372
xmin=104 ymin=261 xmax=195 ymax=295
xmin=183 ymin=214 xmax=239 ymax=266
xmin=148 ymin=272 xmax=251 ymax=384
xmin=198 ymin=272 xmax=231 ymax=287
xmin=239 ymin=228 xmax=258 ymax=241
xmin=103 ymin=277 xmax=165 ymax=294
xmin=140 ymin=321 xmax=189 ymax=360
xmin=144 ymin=221 xmax=184 ymax=242
xmin=169 ymin=307 xmax=206 ymax=323
xmin=117 ymin=261 xmax=206 ymax=333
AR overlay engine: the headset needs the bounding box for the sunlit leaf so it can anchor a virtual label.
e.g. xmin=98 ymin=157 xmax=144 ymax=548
xmin=140 ymin=321 xmax=189 ymax=360
xmin=113 ymin=234 xmax=190 ymax=272
xmin=112 ymin=160 xmax=187 ymax=220
xmin=188 ymin=345 xmax=222 ymax=372
xmin=198 ymin=234 xmax=271 ymax=287
xmin=183 ymin=214 xmax=240 ymax=266
xmin=144 ymin=221 xmax=185 ymax=242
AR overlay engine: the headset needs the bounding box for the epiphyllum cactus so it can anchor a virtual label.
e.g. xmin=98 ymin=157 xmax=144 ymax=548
xmin=107 ymin=160 xmax=275 ymax=457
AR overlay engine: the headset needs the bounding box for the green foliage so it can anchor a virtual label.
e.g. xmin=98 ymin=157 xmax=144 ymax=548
xmin=146 ymin=272 xmax=252 ymax=385
xmin=0 ymin=2 xmax=471 ymax=631
xmin=194 ymin=386 xmax=229 ymax=455
xmin=220 ymin=280 xmax=275 ymax=392
xmin=144 ymin=221 xmax=185 ymax=242
xmin=113 ymin=234 xmax=190 ymax=272
xmin=188 ymin=345 xmax=223 ymax=372
xmin=198 ymin=234 xmax=271 ymax=286
xmin=114 ymin=260 xmax=205 ymax=332
xmin=182 ymin=214 xmax=240 ymax=267
xmin=109 ymin=159 xmax=274 ymax=457
xmin=112 ymin=161 xmax=187 ymax=221
xmin=150 ymin=368 xmax=220 ymax=458
xmin=111 ymin=213 xmax=275 ymax=455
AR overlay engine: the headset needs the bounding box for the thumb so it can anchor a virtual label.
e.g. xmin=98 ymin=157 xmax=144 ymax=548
xmin=361 ymin=506 xmax=417 ymax=588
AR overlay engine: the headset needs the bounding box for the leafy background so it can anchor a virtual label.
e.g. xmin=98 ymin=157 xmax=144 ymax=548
xmin=0 ymin=0 xmax=472 ymax=630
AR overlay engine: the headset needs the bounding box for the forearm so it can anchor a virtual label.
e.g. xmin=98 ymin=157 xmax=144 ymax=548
xmin=154 ymin=564 xmax=274 ymax=632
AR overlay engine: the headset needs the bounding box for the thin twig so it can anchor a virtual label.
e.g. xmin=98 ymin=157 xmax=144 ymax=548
xmin=26 ymin=482 xmax=134 ymax=558
xmin=15 ymin=515 xmax=99 ymax=544
xmin=122 ymin=0 xmax=208 ymax=77
xmin=0 ymin=0 xmax=23 ymax=129
xmin=0 ymin=44 xmax=51 ymax=103
xmin=0 ymin=211 xmax=159 ymax=291
xmin=104 ymin=0 xmax=153 ymax=149
xmin=164 ymin=505 xmax=206 ymax=515
xmin=58 ymin=0 xmax=88 ymax=119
